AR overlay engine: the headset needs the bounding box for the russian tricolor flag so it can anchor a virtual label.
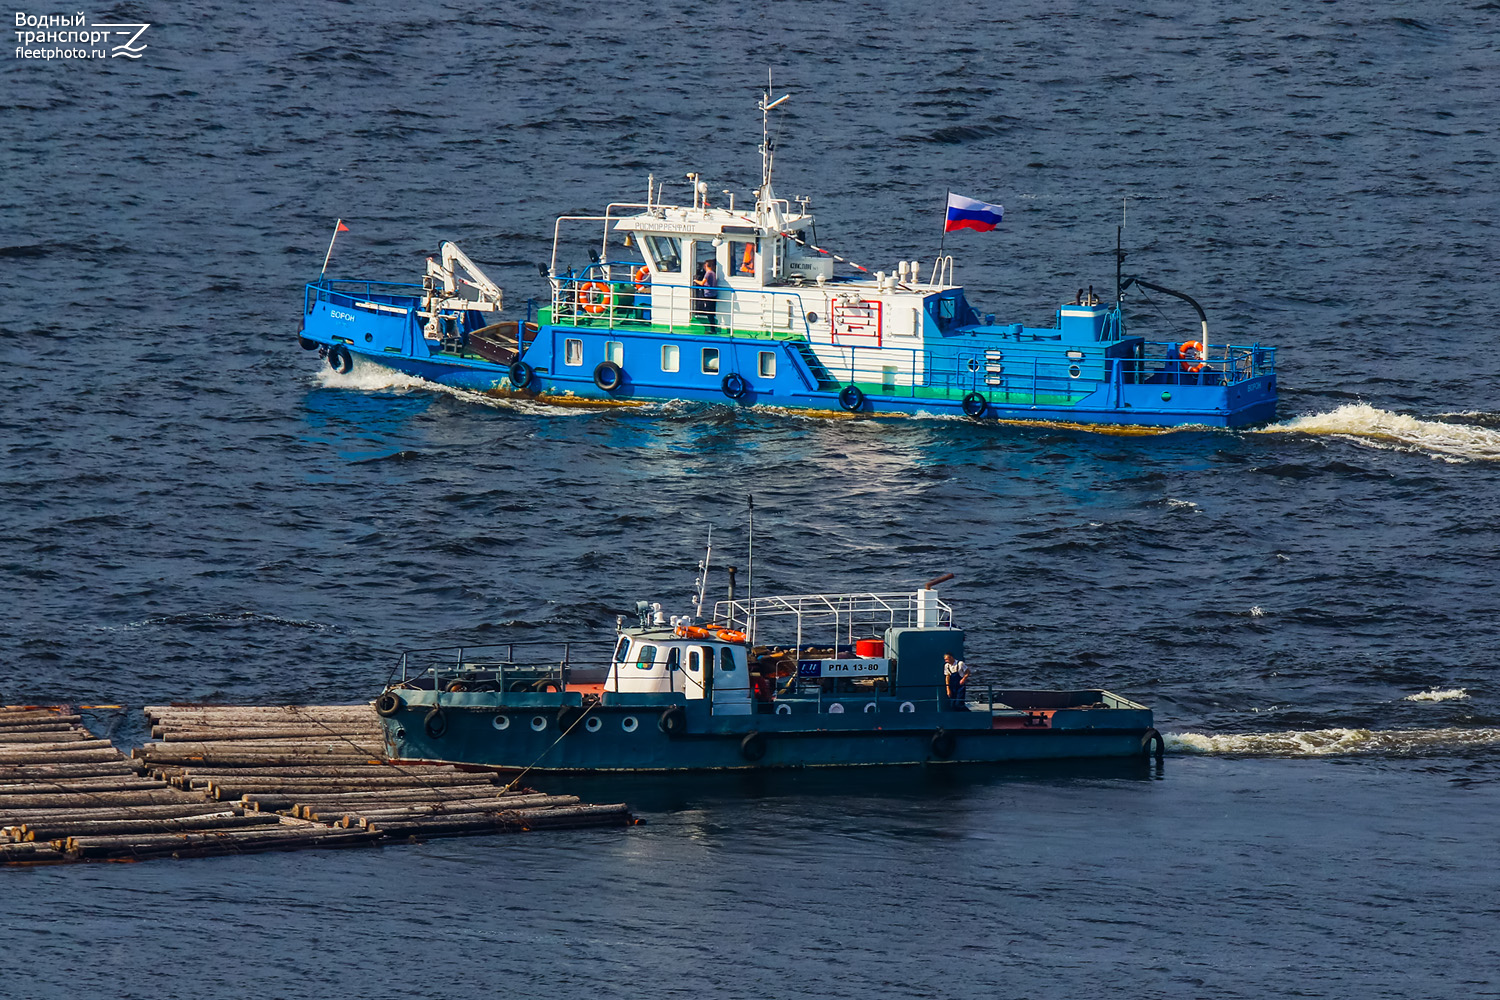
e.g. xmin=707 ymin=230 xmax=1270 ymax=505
xmin=945 ymin=193 xmax=1004 ymax=233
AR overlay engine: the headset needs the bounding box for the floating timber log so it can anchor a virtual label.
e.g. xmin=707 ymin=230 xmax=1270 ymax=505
xmin=0 ymin=702 xmax=631 ymax=866
xmin=20 ymin=813 xmax=285 ymax=841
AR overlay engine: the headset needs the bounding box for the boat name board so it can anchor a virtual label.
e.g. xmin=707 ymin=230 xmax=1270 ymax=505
xmin=797 ymin=658 xmax=889 ymax=679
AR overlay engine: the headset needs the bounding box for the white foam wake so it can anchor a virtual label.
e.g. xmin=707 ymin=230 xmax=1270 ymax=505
xmin=1166 ymin=726 xmax=1500 ymax=756
xmin=1257 ymin=403 xmax=1500 ymax=462
xmin=1404 ymin=688 xmax=1469 ymax=703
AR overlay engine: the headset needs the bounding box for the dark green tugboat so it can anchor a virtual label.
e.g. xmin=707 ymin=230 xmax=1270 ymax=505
xmin=376 ymin=576 xmax=1162 ymax=772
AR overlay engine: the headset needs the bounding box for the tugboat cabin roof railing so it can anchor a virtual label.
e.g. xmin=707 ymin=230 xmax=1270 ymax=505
xmin=714 ymin=591 xmax=955 ymax=637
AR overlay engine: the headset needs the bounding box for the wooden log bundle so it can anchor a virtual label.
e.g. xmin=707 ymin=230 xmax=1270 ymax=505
xmin=0 ymin=702 xmax=634 ymax=865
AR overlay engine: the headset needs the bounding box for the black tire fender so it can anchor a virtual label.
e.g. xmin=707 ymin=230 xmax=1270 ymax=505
xmin=930 ymin=728 xmax=956 ymax=760
xmin=423 ymin=706 xmax=448 ymax=739
xmin=838 ymin=385 xmax=864 ymax=412
xmin=299 ymin=336 xmax=320 ymax=351
xmin=509 ymin=360 xmax=534 ymax=390
xmin=557 ymin=705 xmax=584 ymax=731
xmin=722 ymin=372 xmax=749 ymax=400
xmin=961 ymin=391 xmax=987 ymax=418
xmin=374 ymin=692 xmax=403 ymax=718
xmin=1142 ymin=727 xmax=1165 ymax=759
xmin=327 ymin=344 xmax=353 ymax=374
xmin=740 ymin=730 xmax=767 ymax=762
xmin=593 ymin=361 xmax=624 ymax=393
xmin=658 ymin=705 xmax=687 ymax=736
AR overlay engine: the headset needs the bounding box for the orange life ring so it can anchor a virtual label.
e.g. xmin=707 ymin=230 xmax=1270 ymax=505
xmin=579 ymin=280 xmax=610 ymax=315
xmin=675 ymin=624 xmax=712 ymax=639
xmin=713 ymin=628 xmax=747 ymax=644
xmin=632 ymin=266 xmax=650 ymax=295
xmin=1179 ymin=340 xmax=1206 ymax=373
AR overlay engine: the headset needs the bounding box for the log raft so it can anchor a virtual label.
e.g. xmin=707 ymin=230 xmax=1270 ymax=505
xmin=0 ymin=703 xmax=631 ymax=865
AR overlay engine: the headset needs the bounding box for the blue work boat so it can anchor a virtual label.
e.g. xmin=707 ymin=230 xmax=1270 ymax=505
xmin=374 ymin=573 xmax=1162 ymax=772
xmin=298 ymin=89 xmax=1277 ymax=429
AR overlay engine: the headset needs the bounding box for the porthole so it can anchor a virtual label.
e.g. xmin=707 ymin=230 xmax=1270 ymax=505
xmin=394 ymin=727 xmax=407 ymax=741
xmin=622 ymin=716 xmax=639 ymax=732
xmin=1160 ymin=391 xmax=1173 ymax=402
xmin=530 ymin=716 xmax=547 ymax=732
xmin=806 ymin=311 xmax=818 ymax=324
xmin=585 ymin=717 xmax=602 ymax=733
xmin=828 ymin=703 xmax=845 ymax=714
xmin=967 ymin=359 xmax=980 ymax=373
xmin=364 ymin=333 xmax=374 ymax=343
xmin=1068 ymin=365 xmax=1081 ymax=379
xmin=491 ymin=715 xmax=510 ymax=731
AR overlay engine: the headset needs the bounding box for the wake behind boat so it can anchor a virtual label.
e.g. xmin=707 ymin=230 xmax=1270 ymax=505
xmin=297 ymin=85 xmax=1277 ymax=429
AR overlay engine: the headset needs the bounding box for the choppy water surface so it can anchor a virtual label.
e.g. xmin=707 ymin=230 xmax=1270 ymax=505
xmin=3 ymin=1 xmax=1498 ymax=997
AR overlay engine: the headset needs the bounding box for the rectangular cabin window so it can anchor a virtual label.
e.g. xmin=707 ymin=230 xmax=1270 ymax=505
xmin=719 ymin=647 xmax=736 ymax=672
xmin=731 ymin=240 xmax=756 ymax=277
xmin=564 ymin=338 xmax=583 ymax=366
xmin=614 ymin=636 xmax=630 ymax=663
xmin=701 ymin=348 xmax=720 ymax=374
xmin=758 ymin=351 xmax=776 ymax=378
xmin=687 ymin=650 xmax=701 ymax=674
xmin=635 ymin=645 xmax=657 ymax=670
xmin=606 ymin=341 xmax=623 ymax=366
xmin=882 ymin=365 xmax=898 ymax=391
xmin=662 ymin=344 xmax=680 ymax=372
xmin=644 ymin=235 xmax=682 ymax=274
xmin=666 ymin=648 xmax=680 ymax=672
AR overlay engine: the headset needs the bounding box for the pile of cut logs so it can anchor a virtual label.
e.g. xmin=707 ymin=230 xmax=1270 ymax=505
xmin=140 ymin=704 xmax=631 ymax=838
xmin=0 ymin=703 xmax=630 ymax=865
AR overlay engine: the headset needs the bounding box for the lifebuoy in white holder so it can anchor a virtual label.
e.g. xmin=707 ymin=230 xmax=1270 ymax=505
xmin=775 ymin=703 xmax=792 ymax=716
xmin=899 ymin=701 xmax=916 ymax=713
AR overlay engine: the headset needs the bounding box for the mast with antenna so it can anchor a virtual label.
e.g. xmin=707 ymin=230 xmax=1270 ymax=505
xmin=692 ymin=526 xmax=713 ymax=620
xmin=746 ymin=496 xmax=755 ymax=645
xmin=757 ymin=71 xmax=790 ymax=226
xmin=1116 ymin=196 xmax=1127 ymax=305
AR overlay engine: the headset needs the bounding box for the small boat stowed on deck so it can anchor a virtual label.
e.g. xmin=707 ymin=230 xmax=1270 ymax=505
xmin=374 ymin=577 xmax=1162 ymax=772
xmin=297 ymin=87 xmax=1277 ymax=429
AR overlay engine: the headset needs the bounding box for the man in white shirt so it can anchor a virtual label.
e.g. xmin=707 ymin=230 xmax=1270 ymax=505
xmin=943 ymin=653 xmax=969 ymax=711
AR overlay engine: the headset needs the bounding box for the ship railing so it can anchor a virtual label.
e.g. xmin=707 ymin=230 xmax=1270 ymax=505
xmin=715 ymin=592 xmax=952 ymax=652
xmin=549 ymin=261 xmax=814 ymax=340
xmin=305 ymin=279 xmax=427 ymax=318
xmin=814 ymin=340 xmax=1274 ymax=404
xmin=1139 ymin=341 xmax=1276 ymax=383
xmin=389 ymin=641 xmax=613 ymax=693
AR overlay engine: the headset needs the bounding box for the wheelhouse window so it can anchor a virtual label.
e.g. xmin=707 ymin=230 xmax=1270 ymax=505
xmin=701 ymin=348 xmax=719 ymax=374
xmin=564 ymin=338 xmax=583 ymax=366
xmin=731 ymin=240 xmax=757 ymax=277
xmin=719 ymin=647 xmax=736 ymax=671
xmin=613 ymin=636 xmax=630 ymax=663
xmin=662 ymin=344 xmax=679 ymax=372
xmin=758 ymin=351 xmax=776 ymax=378
xmin=644 ymin=235 xmax=682 ymax=273
xmin=635 ymin=645 xmax=657 ymax=669
xmin=666 ymin=648 xmax=680 ymax=672
xmin=606 ymin=341 xmax=623 ymax=366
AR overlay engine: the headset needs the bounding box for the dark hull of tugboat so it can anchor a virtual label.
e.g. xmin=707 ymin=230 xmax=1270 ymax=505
xmin=378 ymin=692 xmax=1161 ymax=772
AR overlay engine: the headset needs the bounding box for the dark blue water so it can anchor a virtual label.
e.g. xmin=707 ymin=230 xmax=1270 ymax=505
xmin=4 ymin=2 xmax=1499 ymax=996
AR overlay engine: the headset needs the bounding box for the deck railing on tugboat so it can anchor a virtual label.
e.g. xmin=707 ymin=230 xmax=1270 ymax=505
xmin=550 ymin=262 xmax=817 ymax=340
xmin=390 ymin=641 xmax=614 ymax=694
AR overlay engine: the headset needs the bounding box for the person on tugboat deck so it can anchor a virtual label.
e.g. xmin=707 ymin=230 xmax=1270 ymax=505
xmin=696 ymin=258 xmax=723 ymax=332
xmin=944 ymin=653 xmax=969 ymax=710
